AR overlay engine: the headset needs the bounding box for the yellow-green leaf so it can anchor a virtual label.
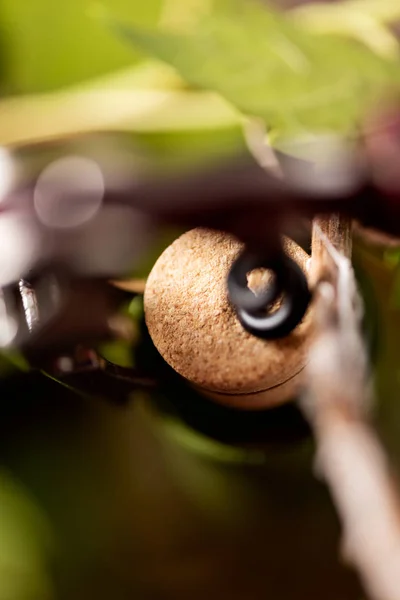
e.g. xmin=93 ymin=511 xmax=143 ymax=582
xmin=115 ymin=0 xmax=400 ymax=140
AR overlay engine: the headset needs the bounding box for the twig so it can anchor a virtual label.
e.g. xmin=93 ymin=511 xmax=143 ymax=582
xmin=310 ymin=215 xmax=353 ymax=284
xmin=302 ymin=247 xmax=400 ymax=600
xmin=110 ymin=278 xmax=147 ymax=295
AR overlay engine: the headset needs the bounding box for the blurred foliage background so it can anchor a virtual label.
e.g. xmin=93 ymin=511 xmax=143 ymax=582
xmin=1 ymin=0 xmax=400 ymax=599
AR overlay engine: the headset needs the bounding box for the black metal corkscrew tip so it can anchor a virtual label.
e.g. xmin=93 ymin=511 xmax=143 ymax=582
xmin=227 ymin=250 xmax=311 ymax=340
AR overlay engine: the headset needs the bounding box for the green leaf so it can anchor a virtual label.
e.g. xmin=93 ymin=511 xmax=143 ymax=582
xmin=0 ymin=62 xmax=242 ymax=147
xmin=128 ymin=296 xmax=144 ymax=320
xmin=291 ymin=0 xmax=400 ymax=33
xmin=0 ymin=0 xmax=163 ymax=94
xmin=115 ymin=0 xmax=400 ymax=140
xmin=98 ymin=340 xmax=134 ymax=368
xmin=0 ymin=470 xmax=53 ymax=599
xmin=384 ymin=248 xmax=400 ymax=269
xmin=390 ymin=267 xmax=400 ymax=309
xmin=290 ymin=0 xmax=400 ymax=60
xmin=155 ymin=410 xmax=267 ymax=465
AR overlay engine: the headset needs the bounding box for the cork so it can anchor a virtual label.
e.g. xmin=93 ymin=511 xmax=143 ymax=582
xmin=144 ymin=228 xmax=313 ymax=410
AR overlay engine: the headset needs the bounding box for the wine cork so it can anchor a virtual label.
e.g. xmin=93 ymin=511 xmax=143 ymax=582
xmin=144 ymin=228 xmax=313 ymax=410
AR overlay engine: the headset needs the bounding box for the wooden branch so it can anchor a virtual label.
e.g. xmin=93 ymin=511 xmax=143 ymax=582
xmin=303 ymin=273 xmax=400 ymax=600
xmin=110 ymin=278 xmax=147 ymax=295
xmin=310 ymin=215 xmax=353 ymax=285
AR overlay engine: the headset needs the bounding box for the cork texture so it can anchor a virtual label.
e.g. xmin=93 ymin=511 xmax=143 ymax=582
xmin=144 ymin=228 xmax=313 ymax=409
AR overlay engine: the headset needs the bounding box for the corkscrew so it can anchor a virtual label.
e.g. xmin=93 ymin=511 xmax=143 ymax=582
xmin=227 ymin=247 xmax=311 ymax=340
xmin=0 ymin=121 xmax=396 ymax=367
